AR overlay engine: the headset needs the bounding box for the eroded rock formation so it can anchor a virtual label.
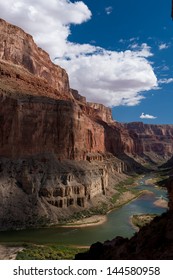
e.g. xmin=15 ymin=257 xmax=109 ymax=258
xmin=0 ymin=155 xmax=127 ymax=230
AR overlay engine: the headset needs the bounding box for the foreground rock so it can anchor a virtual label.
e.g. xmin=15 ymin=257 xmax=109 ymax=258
xmin=0 ymin=245 xmax=23 ymax=260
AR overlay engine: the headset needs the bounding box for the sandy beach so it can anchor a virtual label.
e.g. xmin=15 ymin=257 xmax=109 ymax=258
xmin=154 ymin=198 xmax=168 ymax=208
xmin=59 ymin=215 xmax=107 ymax=228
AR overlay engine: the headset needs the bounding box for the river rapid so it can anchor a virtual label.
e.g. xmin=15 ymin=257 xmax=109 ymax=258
xmin=0 ymin=173 xmax=168 ymax=246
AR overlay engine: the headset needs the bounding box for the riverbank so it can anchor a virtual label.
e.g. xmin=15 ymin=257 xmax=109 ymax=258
xmin=55 ymin=175 xmax=143 ymax=228
xmin=59 ymin=173 xmax=166 ymax=228
xmin=0 ymin=245 xmax=23 ymax=260
xmin=55 ymin=188 xmax=167 ymax=229
xmin=130 ymin=214 xmax=157 ymax=231
xmin=60 ymin=190 xmax=151 ymax=228
xmin=59 ymin=215 xmax=107 ymax=228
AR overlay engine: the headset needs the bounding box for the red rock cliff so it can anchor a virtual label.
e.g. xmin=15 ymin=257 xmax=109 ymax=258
xmin=0 ymin=19 xmax=107 ymax=160
xmin=1 ymin=18 xmax=173 ymax=163
xmin=0 ymin=18 xmax=70 ymax=96
xmin=124 ymin=122 xmax=173 ymax=159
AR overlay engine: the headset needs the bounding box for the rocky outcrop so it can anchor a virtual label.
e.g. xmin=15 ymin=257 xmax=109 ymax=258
xmin=0 ymin=18 xmax=70 ymax=96
xmin=0 ymin=18 xmax=132 ymax=230
xmin=70 ymin=89 xmax=113 ymax=123
xmin=70 ymin=89 xmax=86 ymax=104
xmin=1 ymin=18 xmax=173 ymax=163
xmin=86 ymin=102 xmax=113 ymax=123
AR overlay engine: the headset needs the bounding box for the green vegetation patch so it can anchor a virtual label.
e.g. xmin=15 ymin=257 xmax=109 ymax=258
xmin=115 ymin=176 xmax=138 ymax=189
xmin=132 ymin=214 xmax=157 ymax=229
xmin=111 ymin=176 xmax=140 ymax=204
xmin=58 ymin=203 xmax=109 ymax=225
xmin=16 ymin=244 xmax=86 ymax=260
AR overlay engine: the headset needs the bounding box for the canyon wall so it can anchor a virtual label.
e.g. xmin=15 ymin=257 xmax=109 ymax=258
xmin=1 ymin=18 xmax=173 ymax=163
xmin=124 ymin=122 xmax=173 ymax=159
xmin=0 ymin=18 xmax=130 ymax=230
xmin=0 ymin=93 xmax=105 ymax=160
xmin=76 ymin=159 xmax=173 ymax=260
xmin=0 ymin=155 xmax=127 ymax=230
xmin=0 ymin=18 xmax=70 ymax=97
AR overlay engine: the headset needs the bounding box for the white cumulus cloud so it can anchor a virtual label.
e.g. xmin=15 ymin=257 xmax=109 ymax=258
xmin=140 ymin=113 xmax=157 ymax=119
xmin=0 ymin=0 xmax=158 ymax=107
xmin=159 ymin=78 xmax=173 ymax=84
xmin=58 ymin=45 xmax=157 ymax=106
xmin=0 ymin=0 xmax=91 ymax=57
xmin=159 ymin=43 xmax=169 ymax=50
xmin=105 ymin=6 xmax=113 ymax=15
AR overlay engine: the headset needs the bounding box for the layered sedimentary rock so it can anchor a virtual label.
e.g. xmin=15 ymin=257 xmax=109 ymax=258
xmin=0 ymin=92 xmax=105 ymax=160
xmin=124 ymin=122 xmax=173 ymax=160
xmin=0 ymin=18 xmax=70 ymax=96
xmin=1 ymin=18 xmax=173 ymax=163
xmin=0 ymin=18 xmax=131 ymax=230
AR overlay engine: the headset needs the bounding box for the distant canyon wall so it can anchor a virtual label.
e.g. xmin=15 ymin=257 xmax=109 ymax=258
xmin=124 ymin=122 xmax=173 ymax=160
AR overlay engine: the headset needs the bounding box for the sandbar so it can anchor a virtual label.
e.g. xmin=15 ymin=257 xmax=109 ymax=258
xmin=154 ymin=199 xmax=168 ymax=208
xmin=59 ymin=215 xmax=107 ymax=228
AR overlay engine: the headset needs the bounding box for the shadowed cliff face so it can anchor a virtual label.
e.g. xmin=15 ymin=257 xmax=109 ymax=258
xmin=75 ymin=161 xmax=173 ymax=260
xmin=0 ymin=155 xmax=127 ymax=230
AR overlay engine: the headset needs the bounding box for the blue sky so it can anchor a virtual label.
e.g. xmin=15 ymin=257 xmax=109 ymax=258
xmin=69 ymin=0 xmax=173 ymax=124
xmin=0 ymin=0 xmax=173 ymax=124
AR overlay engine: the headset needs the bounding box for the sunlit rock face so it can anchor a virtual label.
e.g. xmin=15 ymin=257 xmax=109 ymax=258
xmin=0 ymin=18 xmax=70 ymax=95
